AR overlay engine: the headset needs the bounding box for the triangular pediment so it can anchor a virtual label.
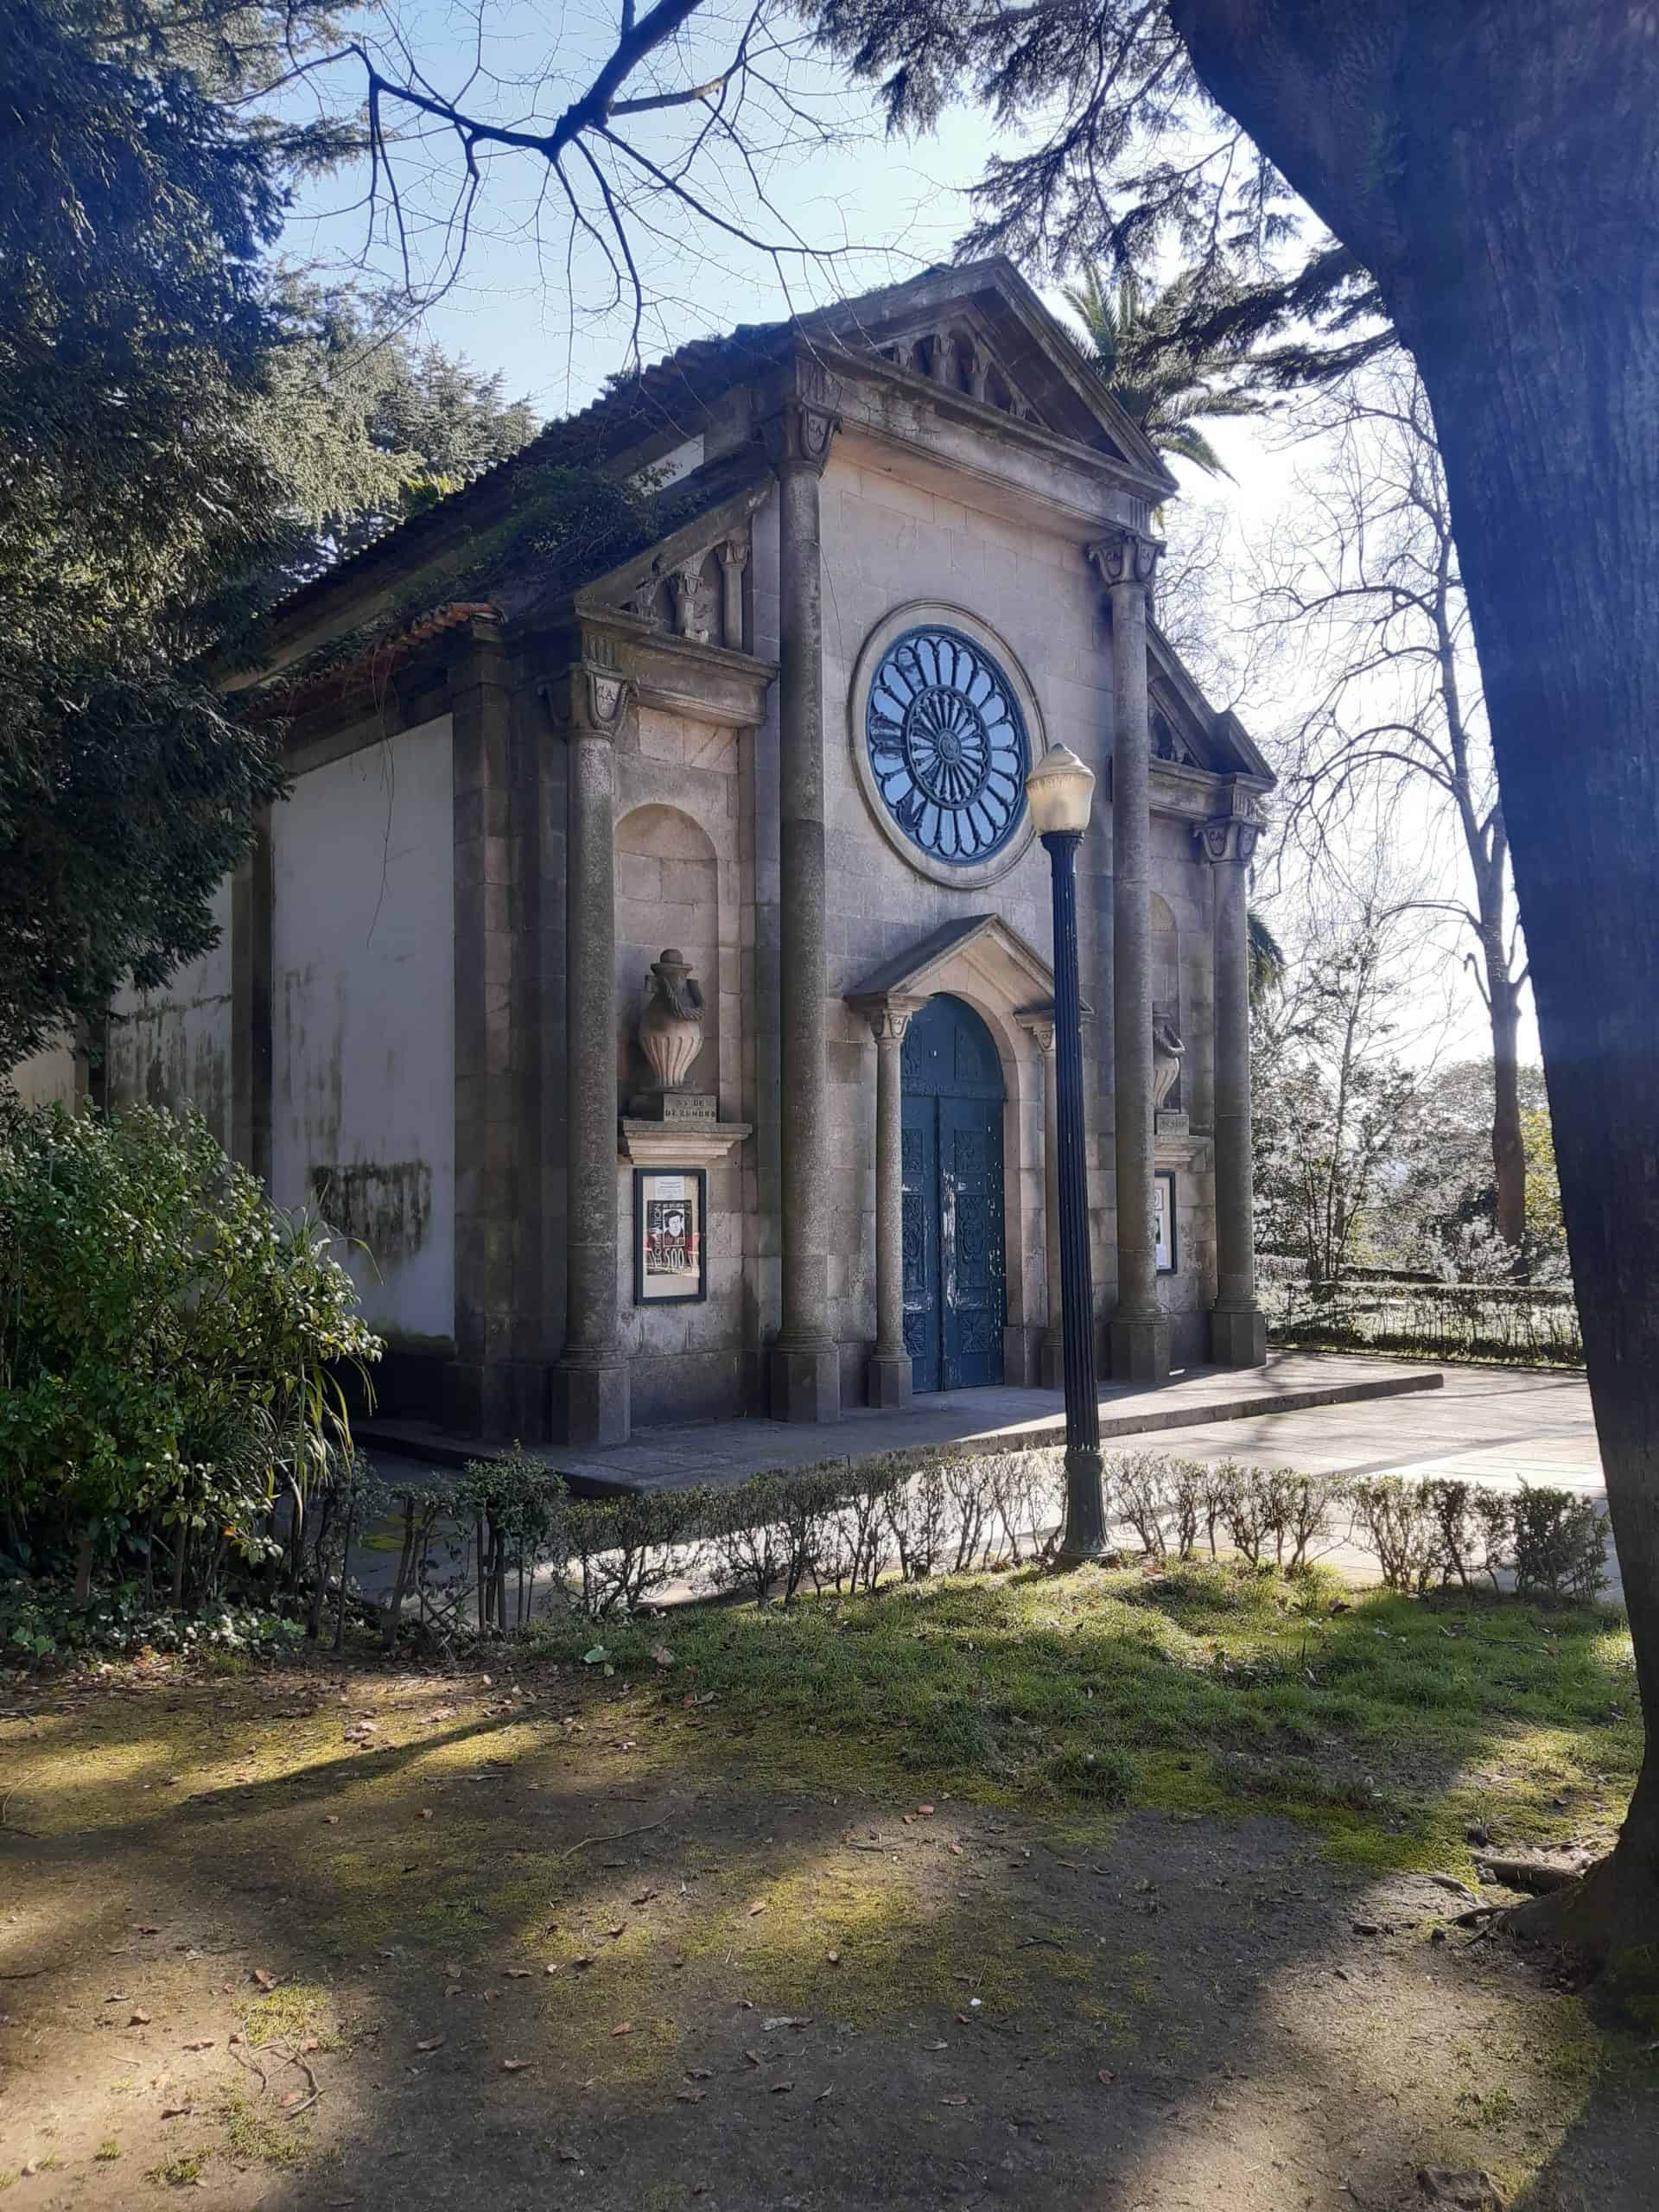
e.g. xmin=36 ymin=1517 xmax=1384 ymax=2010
xmin=810 ymin=258 xmax=1177 ymax=499
xmin=845 ymin=912 xmax=1057 ymax=1014
xmin=1147 ymin=623 xmax=1275 ymax=785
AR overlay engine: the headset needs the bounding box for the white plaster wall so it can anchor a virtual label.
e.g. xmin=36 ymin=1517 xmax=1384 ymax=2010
xmin=106 ymin=878 xmax=235 ymax=1147
xmin=270 ymin=719 xmax=455 ymax=1347
xmin=6 ymin=1035 xmax=80 ymax=1109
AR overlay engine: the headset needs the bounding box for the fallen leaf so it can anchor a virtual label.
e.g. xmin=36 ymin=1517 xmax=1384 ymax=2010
xmin=573 ymin=1955 xmax=595 ymax=1972
xmin=251 ymin=1968 xmax=277 ymax=1991
xmin=677 ymin=2088 xmax=706 ymax=2104
xmin=418 ymin=1808 xmax=434 ymax=1821
xmin=129 ymin=2009 xmax=151 ymax=2025
xmin=416 ymin=2038 xmax=445 ymax=2053
xmin=544 ymin=1964 xmax=560 ymax=1977
xmin=323 ymin=1816 xmax=340 ymax=1827
xmin=917 ymin=1804 xmax=935 ymax=1815
xmin=161 ymin=2105 xmax=192 ymax=2120
xmin=137 ymin=1925 xmax=161 ymax=1936
xmin=611 ymin=2022 xmax=634 ymax=2037
xmin=940 ymin=2094 xmax=969 ymax=2107
xmin=825 ymin=1952 xmax=841 ymax=1967
xmin=685 ymin=2067 xmax=713 ymax=2081
xmin=283 ymin=2091 xmax=306 ymax=2108
xmin=651 ymin=1645 xmax=675 ymax=1669
xmin=631 ymin=1891 xmax=658 ymax=1907
xmin=505 ymin=1968 xmax=531 ymax=1980
xmin=763 ymin=2017 xmax=811 ymax=2031
xmin=443 ymin=1961 xmax=464 ymax=1979
xmin=771 ymin=2081 xmax=794 ymax=2094
xmin=182 ymin=2040 xmax=215 ymax=2053
xmin=501 ymin=2058 xmax=530 ymax=2073
xmin=747 ymin=1902 xmax=767 ymax=1917
xmin=816 ymin=2087 xmax=833 ymax=2101
xmin=607 ymin=1923 xmax=626 ymax=1939
xmin=744 ymin=2049 xmax=763 ymax=2067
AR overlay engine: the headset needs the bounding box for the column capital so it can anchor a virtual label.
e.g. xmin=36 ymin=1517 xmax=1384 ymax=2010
xmin=760 ymin=398 xmax=842 ymax=478
xmin=1195 ymin=790 xmax=1263 ymax=866
xmin=568 ymin=651 xmax=634 ymax=741
xmin=717 ymin=535 xmax=750 ymax=573
xmin=1088 ymin=524 xmax=1166 ymax=594
xmin=850 ymin=991 xmax=925 ymax=1044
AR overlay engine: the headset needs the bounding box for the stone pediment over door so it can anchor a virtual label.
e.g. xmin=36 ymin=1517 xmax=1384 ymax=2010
xmin=844 ymin=913 xmax=1064 ymax=1037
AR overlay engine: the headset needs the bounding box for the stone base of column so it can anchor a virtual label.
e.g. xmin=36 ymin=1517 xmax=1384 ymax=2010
xmin=1039 ymin=1330 xmax=1065 ymax=1392
xmin=442 ymin=1357 xmax=556 ymax=1442
xmin=1210 ymin=1304 xmax=1268 ymax=1370
xmin=769 ymin=1342 xmax=842 ymax=1424
xmin=550 ymin=1357 xmax=631 ymax=1446
xmin=1109 ymin=1313 xmax=1171 ymax=1385
xmin=866 ymin=1351 xmax=912 ymax=1411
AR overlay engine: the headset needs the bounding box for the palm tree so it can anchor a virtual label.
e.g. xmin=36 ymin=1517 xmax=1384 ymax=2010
xmin=1061 ymin=265 xmax=1269 ymax=480
xmin=1248 ymin=910 xmax=1287 ymax=1010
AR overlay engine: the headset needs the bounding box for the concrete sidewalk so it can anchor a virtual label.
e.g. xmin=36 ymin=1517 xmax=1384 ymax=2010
xmin=360 ymin=1351 xmax=1444 ymax=1496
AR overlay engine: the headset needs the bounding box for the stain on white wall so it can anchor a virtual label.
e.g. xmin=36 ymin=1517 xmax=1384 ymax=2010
xmin=106 ymin=878 xmax=235 ymax=1147
xmin=270 ymin=718 xmax=454 ymax=1346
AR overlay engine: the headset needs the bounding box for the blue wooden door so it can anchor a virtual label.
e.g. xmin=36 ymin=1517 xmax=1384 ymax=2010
xmin=900 ymin=996 xmax=1006 ymax=1394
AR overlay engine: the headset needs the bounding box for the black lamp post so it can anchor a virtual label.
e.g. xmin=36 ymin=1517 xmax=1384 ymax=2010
xmin=1027 ymin=742 xmax=1107 ymax=1560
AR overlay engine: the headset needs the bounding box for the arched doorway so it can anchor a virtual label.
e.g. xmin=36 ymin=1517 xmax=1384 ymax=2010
xmin=901 ymin=995 xmax=1007 ymax=1392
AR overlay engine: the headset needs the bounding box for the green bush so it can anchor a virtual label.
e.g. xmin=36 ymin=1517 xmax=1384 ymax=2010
xmin=0 ymin=1102 xmax=380 ymax=1605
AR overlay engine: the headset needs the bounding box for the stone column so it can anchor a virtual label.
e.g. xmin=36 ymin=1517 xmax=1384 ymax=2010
xmin=550 ymin=650 xmax=631 ymax=1446
xmin=864 ymin=1000 xmax=920 ymax=1409
xmin=1091 ymin=525 xmax=1172 ymax=1385
xmin=763 ymin=397 xmax=842 ymax=1423
xmin=719 ymin=537 xmax=748 ymax=651
xmin=1198 ymin=792 xmax=1268 ymax=1367
xmin=1017 ymin=1010 xmax=1064 ymax=1389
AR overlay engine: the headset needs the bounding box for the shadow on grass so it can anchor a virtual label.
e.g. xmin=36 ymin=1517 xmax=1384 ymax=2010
xmin=0 ymin=1563 xmax=1651 ymax=2208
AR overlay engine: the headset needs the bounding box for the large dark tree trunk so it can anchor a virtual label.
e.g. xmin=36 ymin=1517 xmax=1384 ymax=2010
xmin=1488 ymin=960 xmax=1527 ymax=1255
xmin=1173 ymin=0 xmax=1659 ymax=1954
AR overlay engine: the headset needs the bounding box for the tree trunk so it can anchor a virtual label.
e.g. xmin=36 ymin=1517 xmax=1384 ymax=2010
xmin=1174 ymin=0 xmax=1659 ymax=1954
xmin=1488 ymin=966 xmax=1526 ymax=1256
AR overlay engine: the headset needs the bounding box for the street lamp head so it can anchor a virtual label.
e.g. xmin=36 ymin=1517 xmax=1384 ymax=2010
xmin=1026 ymin=741 xmax=1096 ymax=836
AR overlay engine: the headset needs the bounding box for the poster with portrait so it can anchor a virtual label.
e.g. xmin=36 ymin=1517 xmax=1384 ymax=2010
xmin=1154 ymin=1170 xmax=1178 ymax=1274
xmin=633 ymin=1168 xmax=707 ymax=1303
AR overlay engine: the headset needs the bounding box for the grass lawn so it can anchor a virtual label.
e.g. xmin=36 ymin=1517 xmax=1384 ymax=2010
xmin=534 ymin=1560 xmax=1643 ymax=1873
xmin=1 ymin=1560 xmax=1652 ymax=2210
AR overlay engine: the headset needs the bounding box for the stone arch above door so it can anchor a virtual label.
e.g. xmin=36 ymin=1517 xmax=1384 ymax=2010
xmin=846 ymin=912 xmax=1061 ymax=1385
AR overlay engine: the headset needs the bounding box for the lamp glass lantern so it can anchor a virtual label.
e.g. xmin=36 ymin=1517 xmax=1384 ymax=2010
xmin=1025 ymin=741 xmax=1096 ymax=836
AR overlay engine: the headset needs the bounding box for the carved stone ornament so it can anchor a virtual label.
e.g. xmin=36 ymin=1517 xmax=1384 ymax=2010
xmin=717 ymin=537 xmax=749 ymax=575
xmin=1152 ymin=1012 xmax=1185 ymax=1112
xmin=1088 ymin=525 xmax=1166 ymax=593
xmin=638 ymin=948 xmax=706 ymax=1090
xmin=761 ymin=399 xmax=841 ymax=477
xmin=1195 ymin=794 xmax=1262 ymax=866
xmin=669 ymin=558 xmax=715 ymax=645
xmin=573 ymin=649 xmax=633 ymax=736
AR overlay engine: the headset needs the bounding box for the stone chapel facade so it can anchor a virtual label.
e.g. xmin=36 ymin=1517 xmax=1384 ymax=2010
xmin=48 ymin=259 xmax=1274 ymax=1445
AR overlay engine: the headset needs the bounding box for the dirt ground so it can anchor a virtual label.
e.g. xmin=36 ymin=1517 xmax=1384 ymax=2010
xmin=2 ymin=1655 xmax=1655 ymax=2212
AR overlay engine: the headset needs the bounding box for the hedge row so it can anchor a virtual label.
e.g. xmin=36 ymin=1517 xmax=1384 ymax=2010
xmin=323 ymin=1441 xmax=1612 ymax=1648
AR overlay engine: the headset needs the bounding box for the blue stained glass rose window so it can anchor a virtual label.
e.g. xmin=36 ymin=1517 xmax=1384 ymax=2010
xmin=864 ymin=626 xmax=1030 ymax=863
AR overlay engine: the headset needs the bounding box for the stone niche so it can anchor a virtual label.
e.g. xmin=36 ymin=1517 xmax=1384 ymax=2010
xmin=614 ymin=804 xmax=720 ymax=1103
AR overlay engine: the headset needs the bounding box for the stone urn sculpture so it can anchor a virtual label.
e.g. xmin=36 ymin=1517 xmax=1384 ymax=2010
xmin=639 ymin=948 xmax=705 ymax=1092
xmin=1152 ymin=1012 xmax=1185 ymax=1112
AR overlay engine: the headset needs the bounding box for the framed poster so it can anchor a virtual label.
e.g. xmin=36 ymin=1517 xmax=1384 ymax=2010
xmin=1154 ymin=1170 xmax=1179 ymax=1274
xmin=633 ymin=1168 xmax=708 ymax=1304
